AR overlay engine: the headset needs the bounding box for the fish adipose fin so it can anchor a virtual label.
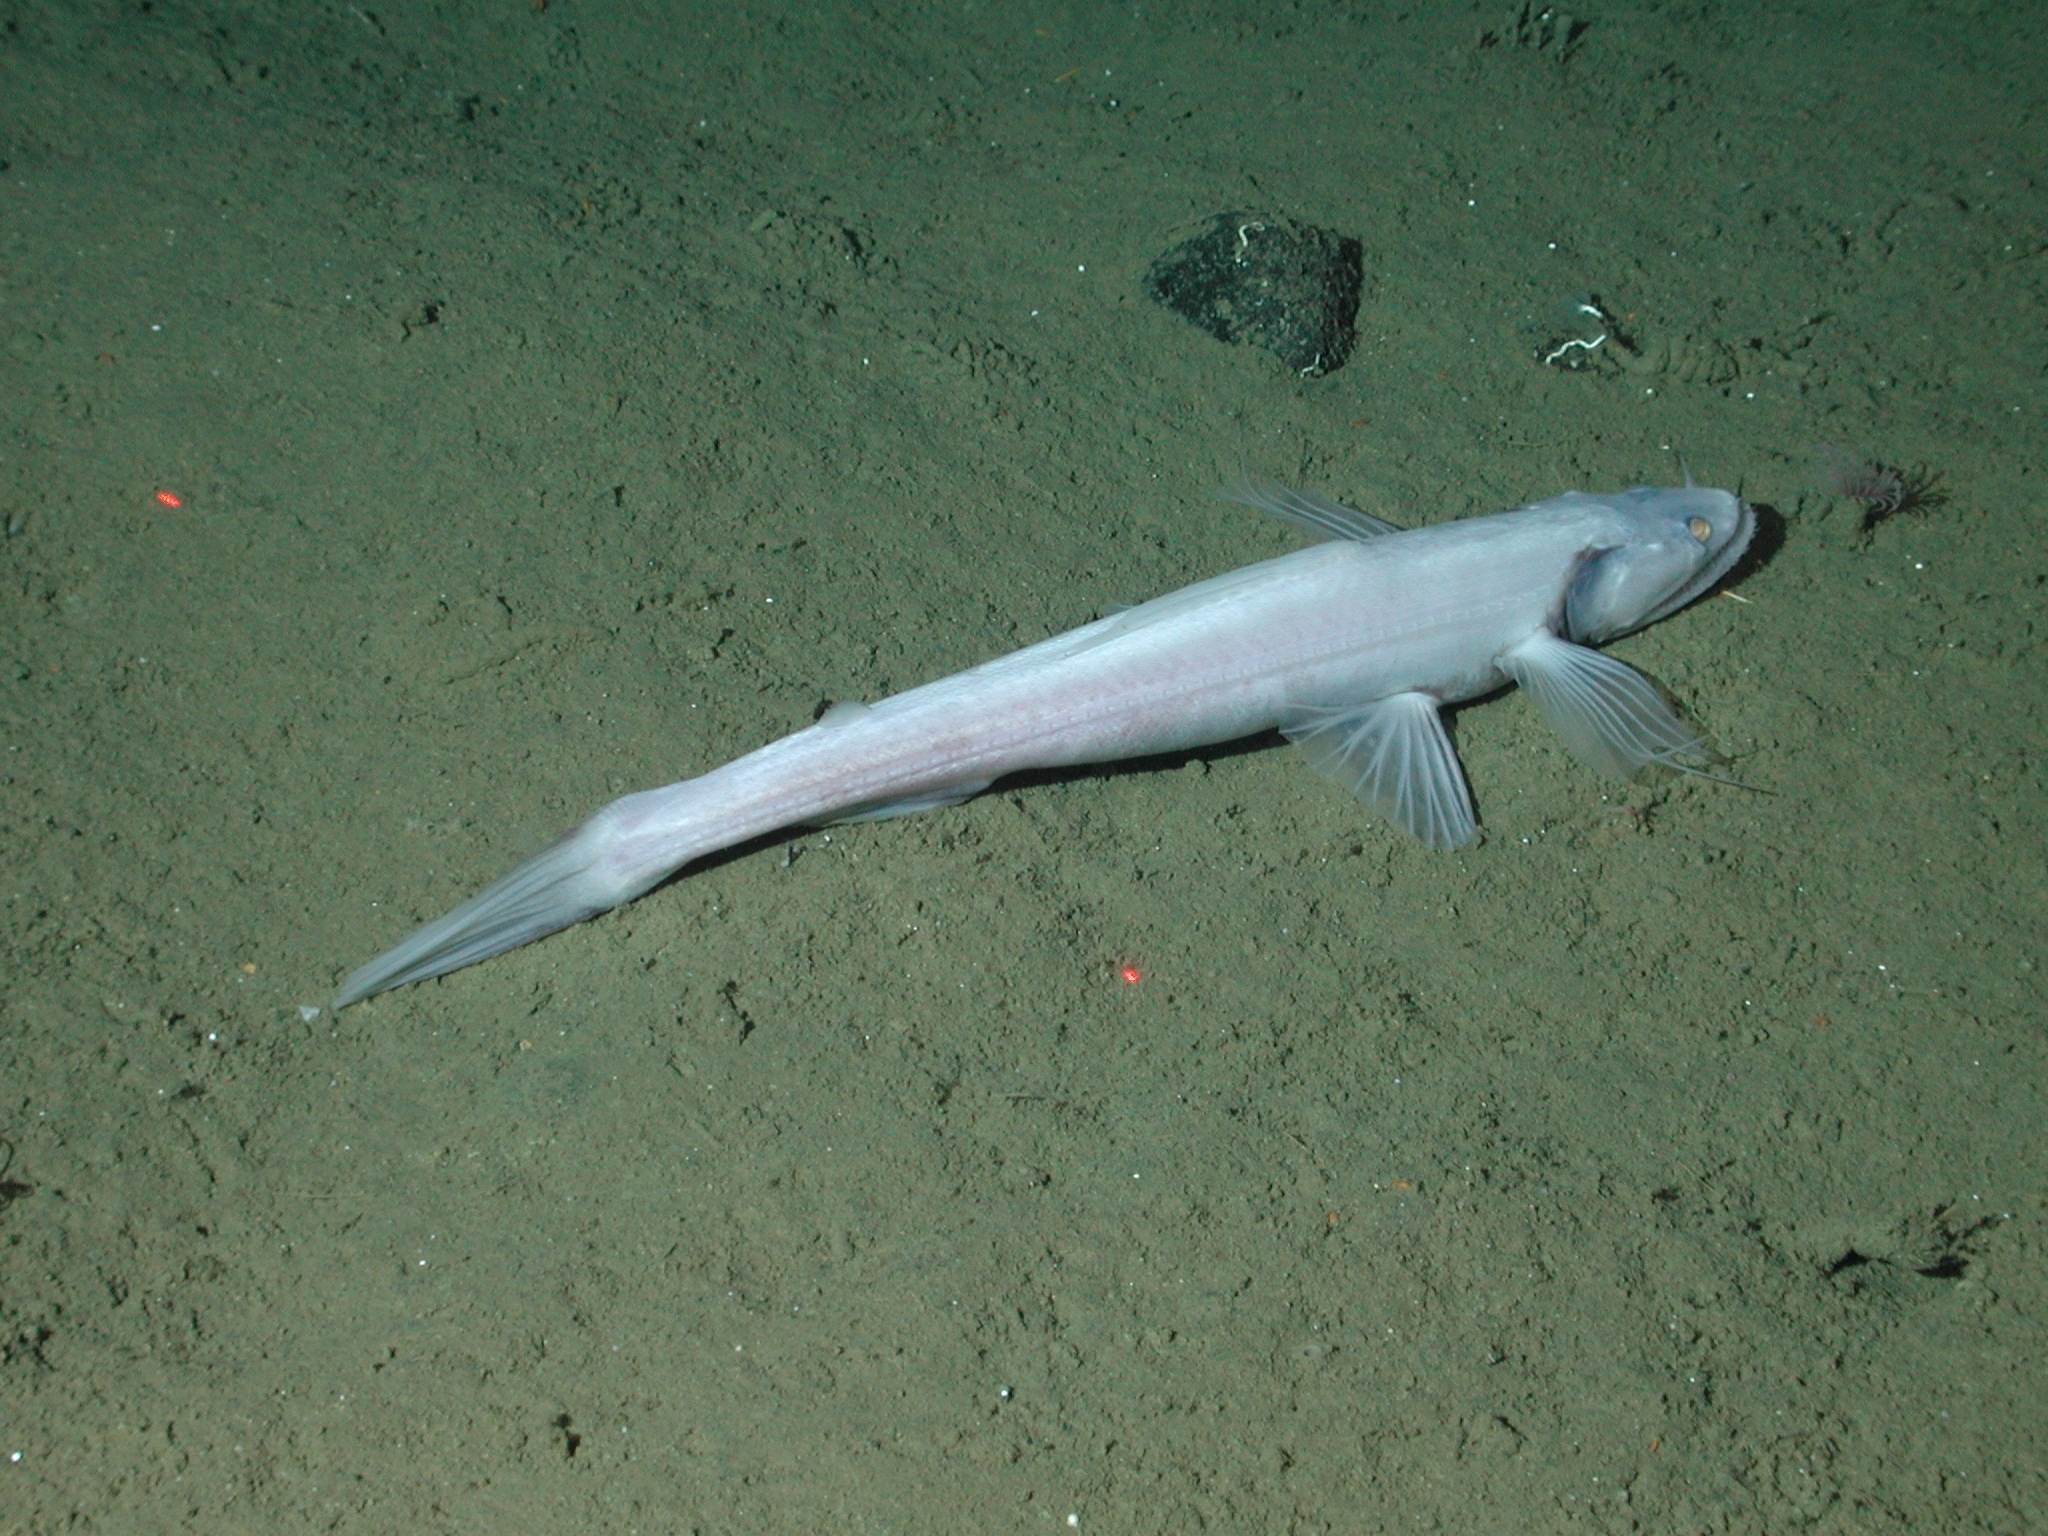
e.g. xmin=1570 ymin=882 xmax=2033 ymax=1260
xmin=1220 ymin=479 xmax=1403 ymax=541
xmin=1281 ymin=690 xmax=1477 ymax=849
xmin=1499 ymin=630 xmax=1712 ymax=778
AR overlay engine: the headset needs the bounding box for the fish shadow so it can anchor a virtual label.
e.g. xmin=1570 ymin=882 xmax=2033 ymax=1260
xmin=1727 ymin=500 xmax=1785 ymax=590
xmin=656 ymin=736 xmax=1282 ymax=893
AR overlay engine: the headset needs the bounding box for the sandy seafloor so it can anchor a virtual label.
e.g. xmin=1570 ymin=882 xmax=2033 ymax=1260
xmin=2 ymin=1 xmax=2043 ymax=1531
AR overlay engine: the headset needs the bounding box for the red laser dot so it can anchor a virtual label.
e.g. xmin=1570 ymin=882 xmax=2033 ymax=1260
xmin=1119 ymin=965 xmax=1142 ymax=985
xmin=154 ymin=490 xmax=183 ymax=508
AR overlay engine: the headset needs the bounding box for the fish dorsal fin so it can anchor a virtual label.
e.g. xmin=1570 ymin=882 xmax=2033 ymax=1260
xmin=1220 ymin=478 xmax=1403 ymax=541
xmin=1279 ymin=690 xmax=1477 ymax=849
xmin=817 ymin=700 xmax=870 ymax=728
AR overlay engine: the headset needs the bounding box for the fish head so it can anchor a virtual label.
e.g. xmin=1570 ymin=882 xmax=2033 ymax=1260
xmin=1564 ymin=485 xmax=1754 ymax=643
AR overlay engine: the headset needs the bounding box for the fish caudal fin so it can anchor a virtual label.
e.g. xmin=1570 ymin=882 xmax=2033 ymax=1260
xmin=333 ymin=817 xmax=640 ymax=1008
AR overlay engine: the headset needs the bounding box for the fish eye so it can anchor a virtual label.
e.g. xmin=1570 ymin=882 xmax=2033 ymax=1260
xmin=1687 ymin=516 xmax=1712 ymax=542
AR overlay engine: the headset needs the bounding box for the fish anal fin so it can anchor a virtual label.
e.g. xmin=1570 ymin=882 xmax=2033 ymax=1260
xmin=824 ymin=780 xmax=993 ymax=825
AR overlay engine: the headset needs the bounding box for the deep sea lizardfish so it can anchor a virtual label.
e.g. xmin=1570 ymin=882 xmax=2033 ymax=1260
xmin=334 ymin=480 xmax=1753 ymax=1007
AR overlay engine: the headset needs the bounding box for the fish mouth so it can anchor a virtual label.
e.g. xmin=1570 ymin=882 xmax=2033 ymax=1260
xmin=1638 ymin=495 xmax=1756 ymax=628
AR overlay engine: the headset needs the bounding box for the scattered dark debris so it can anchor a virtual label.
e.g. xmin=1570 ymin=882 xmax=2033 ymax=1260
xmin=398 ymin=300 xmax=445 ymax=340
xmin=1147 ymin=212 xmax=1363 ymax=376
xmin=1478 ymin=3 xmax=1590 ymax=61
xmin=0 ymin=1139 xmax=30 ymax=1213
xmin=1826 ymin=1247 xmax=1877 ymax=1275
xmin=1825 ymin=1203 xmax=2004 ymax=1288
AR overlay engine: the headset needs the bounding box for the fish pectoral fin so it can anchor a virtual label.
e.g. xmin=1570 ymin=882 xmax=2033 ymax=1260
xmin=823 ymin=780 xmax=993 ymax=825
xmin=1220 ymin=478 xmax=1403 ymax=541
xmin=1281 ymin=691 xmax=1477 ymax=849
xmin=1499 ymin=630 xmax=1710 ymax=779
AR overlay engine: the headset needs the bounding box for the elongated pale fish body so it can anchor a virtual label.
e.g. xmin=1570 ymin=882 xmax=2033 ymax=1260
xmin=334 ymin=482 xmax=1753 ymax=1007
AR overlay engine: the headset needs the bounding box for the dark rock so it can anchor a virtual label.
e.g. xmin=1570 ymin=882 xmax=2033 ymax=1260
xmin=1146 ymin=212 xmax=1363 ymax=376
